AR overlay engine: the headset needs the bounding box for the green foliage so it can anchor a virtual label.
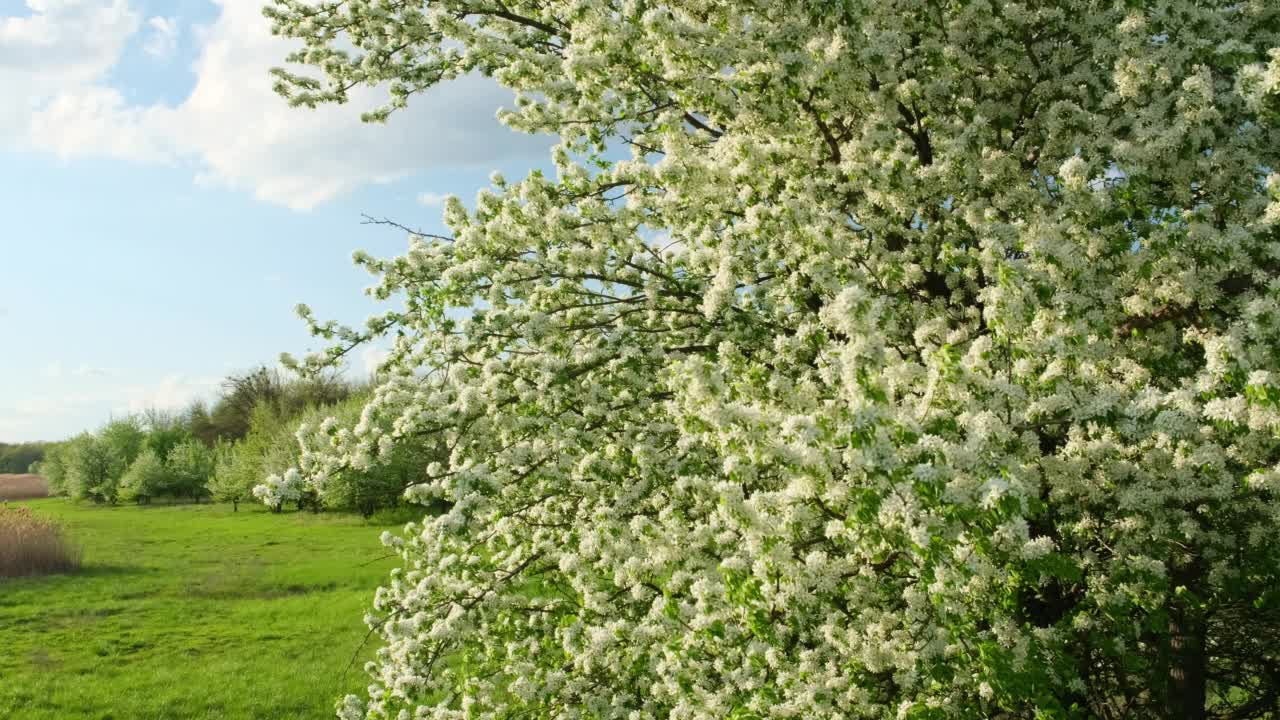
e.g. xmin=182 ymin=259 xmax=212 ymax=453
xmin=184 ymin=400 xmax=219 ymax=447
xmin=34 ymin=441 xmax=73 ymax=496
xmin=227 ymin=393 xmax=443 ymax=516
xmin=166 ymin=439 xmax=215 ymax=501
xmin=59 ymin=418 xmax=148 ymax=505
xmin=207 ymin=440 xmax=244 ymax=509
xmin=99 ymin=417 xmax=146 ymax=478
xmin=64 ymin=434 xmax=117 ymax=504
xmin=0 ymin=442 xmax=48 ymax=474
xmin=187 ymin=367 xmax=357 ymax=445
xmin=211 ymin=403 xmax=299 ymax=511
xmin=143 ymin=425 xmax=192 ymax=463
xmin=35 ymin=367 xmax=361 ymax=506
xmin=117 ymin=449 xmax=172 ymax=504
xmin=209 ymin=387 xmax=435 ymax=516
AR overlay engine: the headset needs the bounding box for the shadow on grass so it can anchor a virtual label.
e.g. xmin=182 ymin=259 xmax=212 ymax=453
xmin=78 ymin=563 xmax=145 ymax=577
xmin=1 ymin=563 xmax=145 ymax=586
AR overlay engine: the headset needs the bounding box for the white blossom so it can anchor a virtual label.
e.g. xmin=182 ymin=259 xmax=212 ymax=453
xmin=259 ymin=2 xmax=1280 ymax=717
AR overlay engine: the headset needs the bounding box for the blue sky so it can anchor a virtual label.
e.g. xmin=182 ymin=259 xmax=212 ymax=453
xmin=0 ymin=0 xmax=551 ymax=442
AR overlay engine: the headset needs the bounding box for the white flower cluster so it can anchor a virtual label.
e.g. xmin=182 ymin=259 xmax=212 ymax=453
xmin=251 ymin=468 xmax=304 ymax=510
xmin=263 ymin=1 xmax=1280 ymax=718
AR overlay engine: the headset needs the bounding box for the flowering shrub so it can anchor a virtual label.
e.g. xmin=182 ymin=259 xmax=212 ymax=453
xmin=0 ymin=505 xmax=80 ymax=578
xmin=267 ymin=1 xmax=1280 ymax=718
xmin=252 ymin=468 xmax=306 ymax=513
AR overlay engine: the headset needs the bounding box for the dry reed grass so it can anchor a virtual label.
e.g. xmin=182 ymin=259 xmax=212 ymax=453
xmin=0 ymin=505 xmax=81 ymax=578
xmin=0 ymin=474 xmax=50 ymax=501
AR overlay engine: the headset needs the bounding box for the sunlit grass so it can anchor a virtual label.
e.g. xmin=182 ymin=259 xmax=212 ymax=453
xmin=0 ymin=499 xmax=407 ymax=719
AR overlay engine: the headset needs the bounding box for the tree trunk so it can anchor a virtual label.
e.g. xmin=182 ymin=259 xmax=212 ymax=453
xmin=1168 ymin=607 xmax=1206 ymax=719
xmin=1167 ymin=564 xmax=1207 ymax=720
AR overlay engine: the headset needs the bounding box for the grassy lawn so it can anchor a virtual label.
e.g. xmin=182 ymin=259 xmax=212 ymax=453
xmin=0 ymin=499 xmax=408 ymax=719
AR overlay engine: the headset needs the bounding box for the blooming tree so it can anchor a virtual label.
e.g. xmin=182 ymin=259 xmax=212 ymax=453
xmin=253 ymin=467 xmax=307 ymax=513
xmin=291 ymin=395 xmax=442 ymax=516
xmin=266 ymin=1 xmax=1280 ymax=718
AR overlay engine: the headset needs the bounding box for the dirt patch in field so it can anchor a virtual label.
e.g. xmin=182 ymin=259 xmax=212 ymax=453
xmin=0 ymin=475 xmax=49 ymax=501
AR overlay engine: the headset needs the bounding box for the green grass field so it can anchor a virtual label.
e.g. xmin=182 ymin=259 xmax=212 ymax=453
xmin=0 ymin=499 xmax=408 ymax=719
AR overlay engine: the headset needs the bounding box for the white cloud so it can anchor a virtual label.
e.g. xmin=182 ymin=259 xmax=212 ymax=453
xmin=122 ymin=372 xmax=220 ymax=413
xmin=1 ymin=371 xmax=221 ymax=441
xmin=359 ymin=345 xmax=391 ymax=375
xmin=31 ymin=85 xmax=178 ymax=162
xmin=72 ymin=363 xmax=118 ymax=377
xmin=0 ymin=0 xmax=139 ymax=141
xmin=6 ymin=0 xmax=550 ymax=210
xmin=12 ymin=391 xmax=101 ymax=418
xmin=417 ymin=191 xmax=451 ymax=207
xmin=142 ymin=15 xmax=178 ymax=59
xmin=37 ymin=361 xmax=118 ymax=380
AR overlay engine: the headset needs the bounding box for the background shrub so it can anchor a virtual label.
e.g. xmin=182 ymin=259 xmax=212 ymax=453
xmin=118 ymin=449 xmax=173 ymax=504
xmin=64 ymin=433 xmax=117 ymax=503
xmin=166 ymin=440 xmax=215 ymax=502
xmin=24 ymin=366 xmax=368 ymax=510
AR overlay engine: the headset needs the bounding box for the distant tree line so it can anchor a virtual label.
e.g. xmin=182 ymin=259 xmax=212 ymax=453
xmin=32 ymin=366 xmax=435 ymax=516
xmin=0 ymin=442 xmax=49 ymax=474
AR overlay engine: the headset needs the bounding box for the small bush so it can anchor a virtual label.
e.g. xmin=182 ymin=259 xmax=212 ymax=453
xmin=0 ymin=505 xmax=81 ymax=578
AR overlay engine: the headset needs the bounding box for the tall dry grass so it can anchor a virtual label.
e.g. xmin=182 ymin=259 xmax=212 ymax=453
xmin=0 ymin=505 xmax=81 ymax=578
xmin=0 ymin=474 xmax=50 ymax=501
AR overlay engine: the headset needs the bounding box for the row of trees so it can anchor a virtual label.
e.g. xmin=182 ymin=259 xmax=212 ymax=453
xmin=34 ymin=367 xmax=431 ymax=516
xmin=37 ymin=418 xmax=213 ymax=504
xmin=0 ymin=442 xmax=48 ymax=474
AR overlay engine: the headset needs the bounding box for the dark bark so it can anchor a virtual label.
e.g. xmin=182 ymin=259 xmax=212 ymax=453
xmin=1167 ymin=564 xmax=1208 ymax=720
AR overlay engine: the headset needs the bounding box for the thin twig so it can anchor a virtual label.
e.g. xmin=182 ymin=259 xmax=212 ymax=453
xmin=360 ymin=214 xmax=455 ymax=243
